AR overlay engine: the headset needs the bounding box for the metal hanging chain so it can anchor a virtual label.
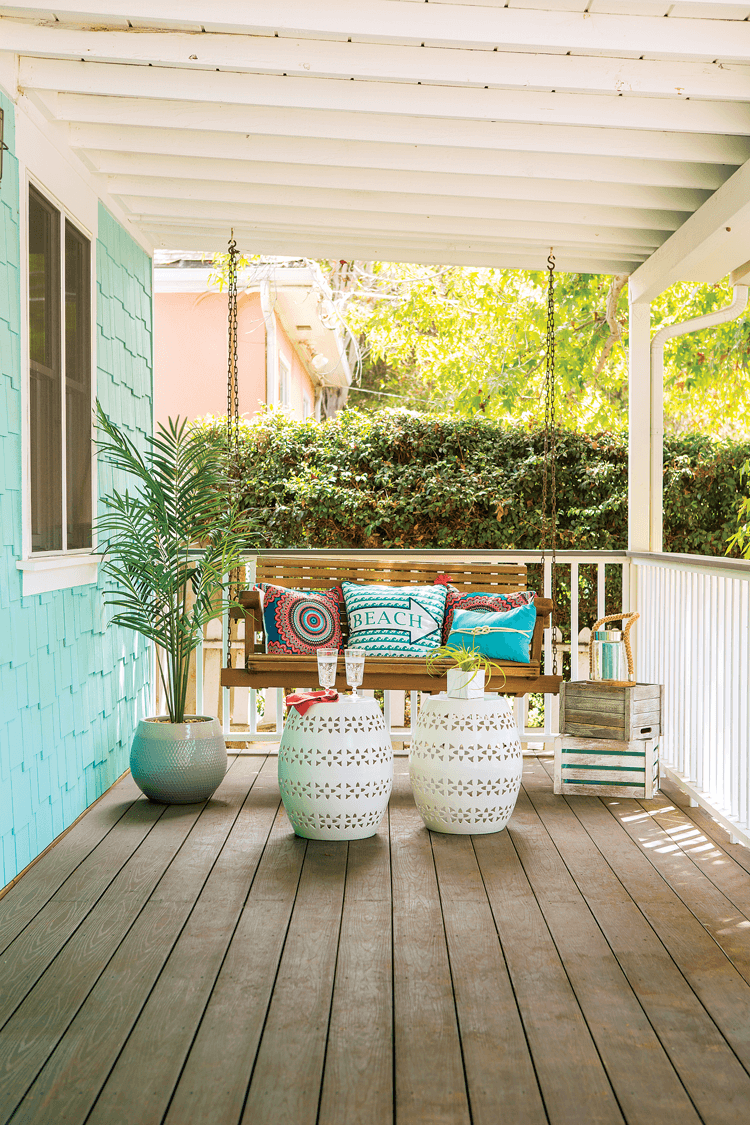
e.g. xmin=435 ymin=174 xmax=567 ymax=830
xmin=540 ymin=250 xmax=559 ymax=676
xmin=227 ymin=232 xmax=240 ymax=456
xmin=226 ymin=231 xmax=240 ymax=670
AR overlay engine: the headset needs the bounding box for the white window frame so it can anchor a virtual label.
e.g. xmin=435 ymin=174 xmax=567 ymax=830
xmin=278 ymin=350 xmax=292 ymax=409
xmin=17 ymin=170 xmax=98 ymax=597
xmin=302 ymin=391 xmax=312 ymax=419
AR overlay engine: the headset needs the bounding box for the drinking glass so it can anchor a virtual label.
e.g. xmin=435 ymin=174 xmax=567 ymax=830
xmin=345 ymin=648 xmax=366 ymax=699
xmin=316 ymin=648 xmax=339 ymax=691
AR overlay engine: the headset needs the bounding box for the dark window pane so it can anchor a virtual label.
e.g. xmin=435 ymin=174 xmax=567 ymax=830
xmin=29 ymin=185 xmax=62 ymax=553
xmin=65 ymin=222 xmax=92 ymax=549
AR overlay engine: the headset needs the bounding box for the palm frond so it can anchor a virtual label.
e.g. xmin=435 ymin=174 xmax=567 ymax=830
xmin=96 ymin=401 xmax=248 ymax=722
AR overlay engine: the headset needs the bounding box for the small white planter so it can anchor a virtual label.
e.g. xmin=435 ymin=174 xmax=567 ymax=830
xmin=447 ymin=666 xmax=485 ymax=699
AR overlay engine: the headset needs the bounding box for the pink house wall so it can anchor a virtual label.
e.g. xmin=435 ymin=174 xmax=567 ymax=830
xmin=154 ymin=290 xmax=316 ymax=427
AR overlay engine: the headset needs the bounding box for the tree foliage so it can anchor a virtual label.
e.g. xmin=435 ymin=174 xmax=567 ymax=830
xmin=324 ymin=262 xmax=750 ymax=439
xmin=727 ymin=461 xmax=750 ymax=559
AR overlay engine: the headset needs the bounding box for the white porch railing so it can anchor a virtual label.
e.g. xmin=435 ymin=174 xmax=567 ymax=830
xmin=631 ymin=551 xmax=750 ymax=846
xmin=184 ymin=549 xmax=630 ymax=749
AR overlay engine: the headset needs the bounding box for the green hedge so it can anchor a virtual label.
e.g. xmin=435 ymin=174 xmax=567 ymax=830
xmin=202 ymin=409 xmax=748 ymax=557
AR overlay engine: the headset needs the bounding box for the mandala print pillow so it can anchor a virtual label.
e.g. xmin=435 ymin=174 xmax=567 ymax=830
xmin=342 ymin=581 xmax=447 ymax=658
xmin=436 ymin=575 xmax=536 ymax=645
xmin=259 ymin=583 xmax=344 ymax=655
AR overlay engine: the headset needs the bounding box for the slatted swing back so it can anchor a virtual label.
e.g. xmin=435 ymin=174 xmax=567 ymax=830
xmin=254 ymin=553 xmax=527 ymax=593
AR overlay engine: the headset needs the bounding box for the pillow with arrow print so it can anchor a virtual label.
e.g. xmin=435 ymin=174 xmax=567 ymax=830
xmin=341 ymin=581 xmax=447 ymax=659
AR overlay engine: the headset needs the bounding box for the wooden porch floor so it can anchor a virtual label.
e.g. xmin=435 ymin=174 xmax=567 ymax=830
xmin=2 ymin=756 xmax=750 ymax=1125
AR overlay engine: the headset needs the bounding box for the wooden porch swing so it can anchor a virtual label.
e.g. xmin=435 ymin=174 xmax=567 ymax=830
xmin=220 ymin=244 xmax=562 ymax=699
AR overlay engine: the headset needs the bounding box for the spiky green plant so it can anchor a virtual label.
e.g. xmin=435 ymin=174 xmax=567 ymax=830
xmin=425 ymin=642 xmax=506 ymax=688
xmin=96 ymin=402 xmax=247 ymax=723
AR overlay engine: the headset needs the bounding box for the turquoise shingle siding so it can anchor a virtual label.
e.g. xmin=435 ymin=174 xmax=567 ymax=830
xmin=0 ymin=90 xmax=153 ymax=887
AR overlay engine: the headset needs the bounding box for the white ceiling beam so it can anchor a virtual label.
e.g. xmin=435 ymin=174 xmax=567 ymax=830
xmin=5 ymin=2 xmax=750 ymax=63
xmin=138 ymin=219 xmax=649 ymax=266
xmin=19 ymin=57 xmax=750 ymax=137
xmin=119 ymin=194 xmax=666 ymax=251
xmin=105 ymin=172 xmax=687 ymax=231
xmin=90 ymin=150 xmax=710 ymax=212
xmin=629 ymin=156 xmax=750 ymax=300
xmin=142 ymin=222 xmax=641 ymax=273
xmin=137 ymin=219 xmax=647 ymax=272
xmin=69 ymin=124 xmax=735 ymax=191
xmin=4 ymin=21 xmax=750 ymax=100
xmin=46 ymin=93 xmax=750 ymax=165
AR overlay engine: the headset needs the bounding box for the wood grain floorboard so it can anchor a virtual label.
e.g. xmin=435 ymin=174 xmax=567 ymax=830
xmin=162 ymin=798 xmax=306 ymax=1125
xmin=0 ymin=796 xmax=166 ymax=1031
xmin=318 ymin=816 xmax=393 ymax=1125
xmin=474 ymin=805 xmax=624 ymax=1125
xmin=530 ymin=766 xmax=750 ymax=1122
xmin=634 ymin=793 xmax=750 ymax=916
xmin=658 ymin=778 xmax=750 ymax=878
xmin=9 ymin=750 xmax=750 ymax=1125
xmin=240 ymin=835 xmax=348 ymax=1125
xmin=0 ymin=774 xmax=142 ymax=956
xmin=4 ymin=757 xmax=265 ymax=1125
xmin=0 ymin=801 xmax=204 ymax=1125
xmin=430 ymin=830 xmax=547 ymax=1125
xmin=83 ymin=758 xmax=279 ymax=1125
xmin=517 ymin=771 xmax=701 ymax=1125
xmin=390 ymin=766 xmax=471 ymax=1125
xmin=584 ymin=792 xmax=750 ymax=1069
xmin=605 ymin=794 xmax=750 ymax=984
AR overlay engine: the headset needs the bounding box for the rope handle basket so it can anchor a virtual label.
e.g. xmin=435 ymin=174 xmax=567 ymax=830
xmin=588 ymin=611 xmax=640 ymax=681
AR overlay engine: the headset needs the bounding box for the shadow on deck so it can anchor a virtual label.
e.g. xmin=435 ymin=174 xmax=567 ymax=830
xmin=1 ymin=755 xmax=750 ymax=1125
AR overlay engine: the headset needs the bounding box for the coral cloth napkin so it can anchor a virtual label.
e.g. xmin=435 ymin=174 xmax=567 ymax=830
xmin=285 ymin=689 xmax=339 ymax=716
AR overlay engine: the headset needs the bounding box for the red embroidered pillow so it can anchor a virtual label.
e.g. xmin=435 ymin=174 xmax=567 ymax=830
xmin=436 ymin=575 xmax=536 ymax=645
xmin=258 ymin=583 xmax=344 ymax=655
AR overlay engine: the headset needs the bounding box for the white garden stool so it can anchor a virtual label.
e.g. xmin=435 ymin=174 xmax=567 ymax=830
xmin=278 ymin=696 xmax=393 ymax=841
xmin=409 ymin=694 xmax=523 ymax=834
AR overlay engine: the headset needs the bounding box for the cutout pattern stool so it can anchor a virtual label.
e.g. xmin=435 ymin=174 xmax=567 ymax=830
xmin=278 ymin=696 xmax=393 ymax=840
xmin=409 ymin=695 xmax=522 ymax=834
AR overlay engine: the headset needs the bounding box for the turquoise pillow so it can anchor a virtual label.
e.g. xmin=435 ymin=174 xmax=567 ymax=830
xmin=342 ymin=581 xmax=447 ymax=658
xmin=446 ymin=602 xmax=536 ymax=664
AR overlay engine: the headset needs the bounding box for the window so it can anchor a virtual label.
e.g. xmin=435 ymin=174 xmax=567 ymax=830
xmin=302 ymin=392 xmax=312 ymax=419
xmin=28 ymin=184 xmax=92 ymax=554
xmin=278 ymin=352 xmax=291 ymax=409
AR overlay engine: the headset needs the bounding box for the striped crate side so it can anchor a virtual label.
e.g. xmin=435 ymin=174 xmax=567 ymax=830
xmin=553 ymin=737 xmax=659 ymax=799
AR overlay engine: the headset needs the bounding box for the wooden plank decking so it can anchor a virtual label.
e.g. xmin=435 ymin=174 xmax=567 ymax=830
xmin=2 ymin=755 xmax=750 ymax=1124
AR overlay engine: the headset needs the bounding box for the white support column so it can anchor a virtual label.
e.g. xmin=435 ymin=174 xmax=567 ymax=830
xmin=649 ymin=323 xmax=665 ymax=554
xmin=628 ymin=296 xmax=653 ymax=552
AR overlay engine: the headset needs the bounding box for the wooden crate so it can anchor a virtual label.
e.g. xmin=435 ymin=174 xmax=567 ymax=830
xmin=553 ymin=736 xmax=660 ymax=799
xmin=560 ymin=681 xmax=662 ymax=741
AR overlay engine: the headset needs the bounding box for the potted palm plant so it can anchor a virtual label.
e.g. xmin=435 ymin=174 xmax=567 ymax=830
xmin=96 ymin=403 xmax=246 ymax=803
xmin=427 ymin=642 xmax=505 ymax=699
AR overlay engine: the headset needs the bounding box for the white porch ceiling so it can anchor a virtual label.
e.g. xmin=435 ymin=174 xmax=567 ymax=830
xmin=4 ymin=1 xmax=750 ymax=284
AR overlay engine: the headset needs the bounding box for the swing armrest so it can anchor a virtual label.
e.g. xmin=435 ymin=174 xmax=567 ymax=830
xmin=236 ymin=589 xmax=263 ymax=660
xmin=531 ymin=597 xmax=553 ymax=665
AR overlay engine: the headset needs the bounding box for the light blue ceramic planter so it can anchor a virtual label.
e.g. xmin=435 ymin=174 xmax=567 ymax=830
xmin=130 ymin=716 xmax=227 ymax=804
